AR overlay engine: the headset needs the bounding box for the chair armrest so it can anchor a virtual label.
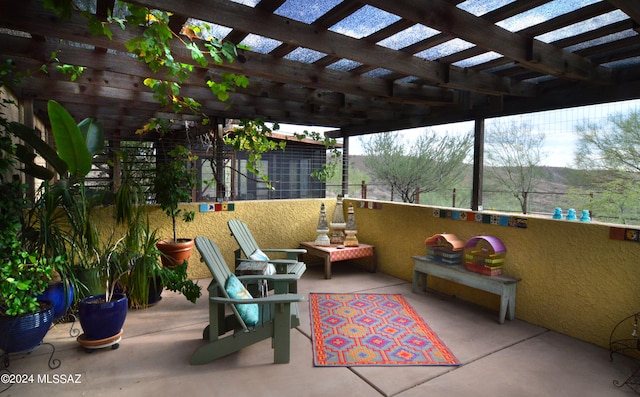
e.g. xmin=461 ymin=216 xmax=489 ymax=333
xmin=210 ymin=293 xmax=304 ymax=305
xmin=267 ymin=259 xmax=300 ymax=265
xmin=237 ymin=274 xmax=301 ymax=283
xmin=262 ymin=248 xmax=307 ymax=255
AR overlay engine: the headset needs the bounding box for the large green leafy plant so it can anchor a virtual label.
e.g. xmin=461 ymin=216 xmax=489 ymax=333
xmin=0 ymin=101 xmax=53 ymax=316
xmin=0 ymin=178 xmax=52 ymax=316
xmin=0 ymin=247 xmax=53 ymax=316
xmin=12 ymin=100 xmax=106 ymax=268
xmin=6 ymin=100 xmax=114 ymax=303
xmin=114 ymin=150 xmax=200 ymax=308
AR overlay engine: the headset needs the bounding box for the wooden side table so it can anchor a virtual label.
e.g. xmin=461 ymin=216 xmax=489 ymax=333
xmin=298 ymin=242 xmax=376 ymax=279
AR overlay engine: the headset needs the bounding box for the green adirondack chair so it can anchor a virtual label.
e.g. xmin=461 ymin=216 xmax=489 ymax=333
xmin=191 ymin=236 xmax=304 ymax=365
xmin=228 ymin=219 xmax=307 ymax=291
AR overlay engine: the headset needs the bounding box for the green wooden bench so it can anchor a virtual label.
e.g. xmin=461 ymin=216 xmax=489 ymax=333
xmin=191 ymin=236 xmax=304 ymax=365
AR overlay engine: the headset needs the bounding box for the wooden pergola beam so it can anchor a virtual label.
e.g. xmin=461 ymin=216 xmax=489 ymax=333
xmin=368 ymin=0 xmax=613 ymax=83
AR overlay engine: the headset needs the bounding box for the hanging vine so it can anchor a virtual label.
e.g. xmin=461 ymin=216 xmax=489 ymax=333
xmin=40 ymin=0 xmax=339 ymax=185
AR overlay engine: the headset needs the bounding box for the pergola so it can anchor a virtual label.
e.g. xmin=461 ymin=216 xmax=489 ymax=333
xmin=2 ymin=0 xmax=640 ymax=205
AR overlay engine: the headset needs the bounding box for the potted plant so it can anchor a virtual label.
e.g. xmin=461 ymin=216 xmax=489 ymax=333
xmin=0 ymin=140 xmax=54 ymax=354
xmin=0 ymin=245 xmax=54 ymax=354
xmin=153 ymin=145 xmax=198 ymax=267
xmin=8 ymin=100 xmax=108 ymax=300
xmin=76 ymin=233 xmax=128 ymax=345
xmin=116 ymin=217 xmax=201 ymax=309
xmin=4 ymin=100 xmax=127 ymax=345
xmin=114 ymin=152 xmax=201 ymax=308
xmin=19 ymin=177 xmax=79 ymax=322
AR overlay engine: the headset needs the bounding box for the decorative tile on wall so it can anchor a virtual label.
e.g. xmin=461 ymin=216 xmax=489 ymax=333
xmin=432 ymin=209 xmax=528 ymax=229
xmin=610 ymin=227 xmax=640 ymax=242
xmin=199 ymin=203 xmax=235 ymax=212
xmin=358 ymin=201 xmax=382 ymax=209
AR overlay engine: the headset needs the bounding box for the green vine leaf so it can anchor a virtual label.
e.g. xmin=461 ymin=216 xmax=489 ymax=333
xmin=186 ymin=42 xmax=207 ymax=67
xmin=39 ymin=1 xmax=341 ymax=188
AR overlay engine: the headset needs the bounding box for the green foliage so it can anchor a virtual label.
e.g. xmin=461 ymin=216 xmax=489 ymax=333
xmin=159 ymin=261 xmax=201 ymax=304
xmin=226 ymin=120 xmax=285 ymax=187
xmin=47 ymin=100 xmax=93 ymax=177
xmin=575 ymin=108 xmax=640 ymax=172
xmin=0 ymin=94 xmax=55 ymax=314
xmin=115 ymin=156 xmax=200 ymax=308
xmin=46 ymin=50 xmax=85 ymax=81
xmin=40 ymin=1 xmax=310 ymax=191
xmin=112 ymin=217 xmax=201 ymax=308
xmin=9 ymin=122 xmax=65 ymax=179
xmin=361 ymin=130 xmax=473 ymax=203
xmin=294 ymin=130 xmax=341 ymax=181
xmin=154 ymin=145 xmax=198 ymax=241
xmin=6 ymin=100 xmax=108 ymax=290
xmin=122 ymin=4 xmax=246 ymax=125
xmin=574 ymin=109 xmax=640 ymax=223
xmin=485 ymin=120 xmax=547 ymax=213
xmin=568 ymin=175 xmax=640 ymax=225
xmin=0 ymin=178 xmax=54 ymax=316
xmin=325 ymin=154 xmax=371 ymax=197
xmin=0 ymin=248 xmax=53 ymax=316
xmin=42 ymin=0 xmax=74 ymax=20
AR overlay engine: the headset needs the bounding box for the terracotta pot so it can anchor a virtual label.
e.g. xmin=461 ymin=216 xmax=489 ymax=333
xmin=156 ymin=238 xmax=194 ymax=267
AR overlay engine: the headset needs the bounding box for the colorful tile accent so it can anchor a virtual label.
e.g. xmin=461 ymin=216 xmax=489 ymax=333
xmin=609 ymin=227 xmax=625 ymax=240
xmin=359 ymin=201 xmax=382 ymax=209
xmin=198 ymin=203 xmax=235 ymax=212
xmin=609 ymin=227 xmax=640 ymax=243
xmin=427 ymin=208 xmax=528 ymax=229
xmin=625 ymin=229 xmax=640 ymax=242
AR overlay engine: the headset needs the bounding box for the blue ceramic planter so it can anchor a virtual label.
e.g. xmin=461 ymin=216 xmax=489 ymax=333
xmin=38 ymin=281 xmax=74 ymax=321
xmin=78 ymin=294 xmax=127 ymax=341
xmin=0 ymin=302 xmax=53 ymax=353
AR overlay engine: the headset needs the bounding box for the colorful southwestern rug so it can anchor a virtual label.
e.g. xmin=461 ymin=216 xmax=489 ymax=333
xmin=309 ymin=293 xmax=459 ymax=367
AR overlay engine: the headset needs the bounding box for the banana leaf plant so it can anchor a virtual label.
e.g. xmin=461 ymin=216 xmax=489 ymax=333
xmin=10 ymin=100 xmax=101 ymax=179
xmin=8 ymin=100 xmax=121 ymax=300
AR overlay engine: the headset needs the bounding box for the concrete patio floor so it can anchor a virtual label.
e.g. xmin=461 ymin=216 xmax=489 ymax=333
xmin=3 ymin=263 xmax=639 ymax=397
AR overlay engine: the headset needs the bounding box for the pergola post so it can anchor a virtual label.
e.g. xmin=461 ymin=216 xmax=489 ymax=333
xmin=341 ymin=131 xmax=349 ymax=197
xmin=471 ymin=118 xmax=484 ymax=211
xmin=215 ymin=118 xmax=225 ymax=200
xmin=20 ymin=98 xmax=35 ymax=200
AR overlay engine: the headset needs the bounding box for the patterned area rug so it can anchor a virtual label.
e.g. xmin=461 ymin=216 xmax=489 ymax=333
xmin=309 ymin=293 xmax=459 ymax=366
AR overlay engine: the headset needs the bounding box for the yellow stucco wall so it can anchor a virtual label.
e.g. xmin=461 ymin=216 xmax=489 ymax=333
xmin=143 ymin=199 xmax=333 ymax=280
xmin=89 ymin=197 xmax=640 ymax=349
xmin=343 ymin=198 xmax=640 ymax=350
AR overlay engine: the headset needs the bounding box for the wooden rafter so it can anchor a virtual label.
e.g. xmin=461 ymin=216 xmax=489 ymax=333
xmin=0 ymin=0 xmax=639 ymax=140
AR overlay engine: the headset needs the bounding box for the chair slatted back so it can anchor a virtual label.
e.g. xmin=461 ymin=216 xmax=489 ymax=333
xmin=194 ymin=236 xmax=248 ymax=331
xmin=228 ymin=219 xmax=260 ymax=258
